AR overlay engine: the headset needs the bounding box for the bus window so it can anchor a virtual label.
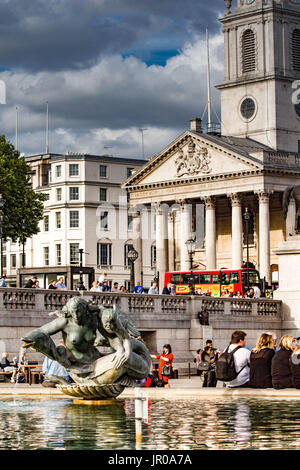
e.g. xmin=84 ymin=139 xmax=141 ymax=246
xmin=242 ymin=270 xmax=260 ymax=286
xmin=221 ymin=273 xmax=230 ymax=284
xmin=230 ymin=272 xmax=240 ymax=284
xmin=181 ymin=273 xmax=199 ymax=284
xmin=211 ymin=274 xmax=218 ymax=284
xmin=170 ymin=274 xmax=181 ymax=285
xmin=200 ymin=273 xmax=211 ymax=284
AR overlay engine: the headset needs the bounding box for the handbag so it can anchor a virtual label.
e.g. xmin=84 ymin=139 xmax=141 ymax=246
xmin=197 ymin=361 xmax=211 ymax=371
xmin=161 ymin=364 xmax=173 ymax=377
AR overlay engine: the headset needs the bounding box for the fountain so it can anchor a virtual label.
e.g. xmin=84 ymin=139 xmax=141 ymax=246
xmin=21 ymin=297 xmax=151 ymax=401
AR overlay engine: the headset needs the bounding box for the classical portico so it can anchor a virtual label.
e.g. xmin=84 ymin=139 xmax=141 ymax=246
xmin=123 ymin=122 xmax=300 ymax=290
xmin=122 ymin=0 xmax=300 ymax=291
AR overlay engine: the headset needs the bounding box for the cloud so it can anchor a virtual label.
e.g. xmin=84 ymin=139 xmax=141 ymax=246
xmin=0 ymin=0 xmax=224 ymax=71
xmin=0 ymin=2 xmax=225 ymax=158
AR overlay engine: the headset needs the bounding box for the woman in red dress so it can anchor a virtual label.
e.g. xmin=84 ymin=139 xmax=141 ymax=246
xmin=151 ymin=344 xmax=174 ymax=388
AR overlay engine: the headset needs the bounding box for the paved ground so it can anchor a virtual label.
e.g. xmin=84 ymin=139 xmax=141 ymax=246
xmin=1 ymin=376 xmax=300 ymax=399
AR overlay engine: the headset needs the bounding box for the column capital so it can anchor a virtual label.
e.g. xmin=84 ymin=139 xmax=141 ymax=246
xmin=228 ymin=193 xmax=242 ymax=207
xmin=203 ymin=195 xmax=216 ymax=210
xmin=256 ymin=190 xmax=273 ymax=203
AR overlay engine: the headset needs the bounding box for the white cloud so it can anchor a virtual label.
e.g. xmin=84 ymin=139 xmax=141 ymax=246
xmin=0 ymin=31 xmax=224 ymax=158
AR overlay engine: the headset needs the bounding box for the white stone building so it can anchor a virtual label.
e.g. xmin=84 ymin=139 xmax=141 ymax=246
xmin=4 ymin=152 xmax=153 ymax=289
xmin=123 ymin=0 xmax=300 ymax=291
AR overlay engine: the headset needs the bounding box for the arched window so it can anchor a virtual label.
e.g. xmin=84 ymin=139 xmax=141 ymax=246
xmin=292 ymin=29 xmax=300 ymax=72
xmin=242 ymin=29 xmax=256 ymax=73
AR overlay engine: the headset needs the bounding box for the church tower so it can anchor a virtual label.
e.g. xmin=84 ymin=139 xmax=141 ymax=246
xmin=218 ymin=0 xmax=300 ymax=152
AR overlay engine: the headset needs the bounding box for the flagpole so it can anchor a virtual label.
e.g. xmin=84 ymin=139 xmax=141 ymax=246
xmin=46 ymin=101 xmax=49 ymax=154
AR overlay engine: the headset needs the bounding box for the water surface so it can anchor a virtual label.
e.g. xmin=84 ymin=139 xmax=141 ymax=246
xmin=0 ymin=397 xmax=299 ymax=450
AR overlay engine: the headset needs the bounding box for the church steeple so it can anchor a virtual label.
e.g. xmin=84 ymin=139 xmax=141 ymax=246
xmin=218 ymin=0 xmax=300 ymax=152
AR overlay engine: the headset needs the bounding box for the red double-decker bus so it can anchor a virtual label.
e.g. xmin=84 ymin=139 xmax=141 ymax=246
xmin=164 ymin=268 xmax=261 ymax=296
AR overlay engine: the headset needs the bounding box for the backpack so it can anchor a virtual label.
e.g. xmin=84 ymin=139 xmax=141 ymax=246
xmin=215 ymin=345 xmax=247 ymax=382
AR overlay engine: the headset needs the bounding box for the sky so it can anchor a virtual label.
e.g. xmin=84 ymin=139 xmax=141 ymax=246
xmin=0 ymin=0 xmax=226 ymax=159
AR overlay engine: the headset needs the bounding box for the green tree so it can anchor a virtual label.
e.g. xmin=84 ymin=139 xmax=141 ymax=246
xmin=0 ymin=135 xmax=46 ymax=242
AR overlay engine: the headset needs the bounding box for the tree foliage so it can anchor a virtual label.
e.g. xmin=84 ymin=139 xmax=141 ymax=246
xmin=0 ymin=135 xmax=46 ymax=242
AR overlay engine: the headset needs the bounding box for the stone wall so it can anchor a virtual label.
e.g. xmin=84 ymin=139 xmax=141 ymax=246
xmin=0 ymin=288 xmax=283 ymax=373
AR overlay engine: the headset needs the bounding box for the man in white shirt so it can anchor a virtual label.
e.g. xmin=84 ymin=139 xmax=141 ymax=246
xmin=225 ymin=330 xmax=251 ymax=388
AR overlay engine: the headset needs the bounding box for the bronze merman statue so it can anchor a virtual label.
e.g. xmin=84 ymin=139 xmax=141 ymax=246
xmin=22 ymin=297 xmax=151 ymax=399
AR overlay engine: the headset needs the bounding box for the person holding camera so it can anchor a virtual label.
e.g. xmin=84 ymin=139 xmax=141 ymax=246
xmin=198 ymin=340 xmax=219 ymax=387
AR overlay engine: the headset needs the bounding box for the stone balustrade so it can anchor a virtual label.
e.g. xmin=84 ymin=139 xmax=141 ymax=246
xmin=0 ymin=287 xmax=282 ymax=318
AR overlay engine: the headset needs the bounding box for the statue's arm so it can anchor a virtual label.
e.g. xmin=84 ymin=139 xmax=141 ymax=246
xmin=39 ymin=317 xmax=68 ymax=336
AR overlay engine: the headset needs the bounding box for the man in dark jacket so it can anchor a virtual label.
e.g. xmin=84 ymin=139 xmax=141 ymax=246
xmin=162 ymin=283 xmax=172 ymax=295
xmin=25 ymin=276 xmax=37 ymax=288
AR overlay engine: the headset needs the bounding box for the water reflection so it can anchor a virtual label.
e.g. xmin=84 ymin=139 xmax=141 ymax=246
xmin=0 ymin=397 xmax=299 ymax=450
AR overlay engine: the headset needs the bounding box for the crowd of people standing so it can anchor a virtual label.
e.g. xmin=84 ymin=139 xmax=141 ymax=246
xmin=194 ymin=330 xmax=300 ymax=390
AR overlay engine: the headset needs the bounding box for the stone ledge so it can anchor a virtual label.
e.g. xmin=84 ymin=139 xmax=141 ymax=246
xmin=1 ymin=384 xmax=300 ymax=400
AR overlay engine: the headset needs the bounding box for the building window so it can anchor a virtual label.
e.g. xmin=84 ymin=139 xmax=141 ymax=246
xmin=97 ymin=243 xmax=112 ymax=266
xmin=292 ymin=29 xmax=300 ymax=72
xmin=56 ymin=188 xmax=62 ymax=201
xmin=10 ymin=254 xmax=16 ymax=268
xmin=69 ymin=187 xmax=79 ymax=200
xmin=100 ymin=211 xmax=108 ymax=230
xmin=128 ymin=215 xmax=133 ymax=231
xmin=151 ymin=244 xmax=157 ymax=268
xmin=70 ymin=210 xmax=79 ymax=228
xmin=127 ymin=167 xmax=134 ymax=178
xmin=99 ymin=188 xmax=107 ymax=201
xmin=69 ymin=164 xmax=79 ymax=177
xmin=55 ymin=165 xmax=62 ymax=178
xmin=242 ymin=29 xmax=256 ymax=73
xmin=240 ymin=97 xmax=256 ymax=120
xmin=99 ymin=165 xmax=107 ymax=178
xmin=43 ymin=215 xmax=49 ymax=232
xmin=56 ymin=212 xmax=61 ymax=229
xmin=43 ymin=193 xmax=50 ymax=201
xmin=56 ymin=244 xmax=62 ymax=266
xmin=2 ymin=255 xmax=6 ymax=269
xmin=43 ymin=247 xmax=49 ymax=266
xmin=124 ymin=243 xmax=133 ymax=267
xmin=19 ymin=253 xmax=26 ymax=267
xmin=70 ymin=243 xmax=79 ymax=264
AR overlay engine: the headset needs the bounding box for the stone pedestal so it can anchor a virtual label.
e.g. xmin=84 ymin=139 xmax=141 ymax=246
xmin=273 ymin=237 xmax=300 ymax=334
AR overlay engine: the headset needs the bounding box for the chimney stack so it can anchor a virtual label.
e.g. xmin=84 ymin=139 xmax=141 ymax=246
xmin=190 ymin=118 xmax=202 ymax=133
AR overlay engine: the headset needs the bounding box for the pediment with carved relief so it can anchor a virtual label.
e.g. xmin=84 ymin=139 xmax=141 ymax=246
xmin=124 ymin=131 xmax=262 ymax=188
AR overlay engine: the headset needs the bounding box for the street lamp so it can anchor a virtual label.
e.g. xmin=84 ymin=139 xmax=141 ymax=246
xmin=21 ymin=220 xmax=26 ymax=267
xmin=0 ymin=195 xmax=4 ymax=278
xmin=127 ymin=248 xmax=138 ymax=292
xmin=243 ymin=207 xmax=252 ymax=290
xmin=185 ymin=237 xmax=196 ymax=295
xmin=78 ymin=248 xmax=86 ymax=291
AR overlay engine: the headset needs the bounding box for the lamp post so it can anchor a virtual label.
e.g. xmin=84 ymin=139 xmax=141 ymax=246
xmin=243 ymin=207 xmax=251 ymax=290
xmin=0 ymin=195 xmax=3 ymax=278
xmin=21 ymin=220 xmax=26 ymax=267
xmin=128 ymin=248 xmax=138 ymax=292
xmin=78 ymin=248 xmax=86 ymax=291
xmin=185 ymin=237 xmax=196 ymax=295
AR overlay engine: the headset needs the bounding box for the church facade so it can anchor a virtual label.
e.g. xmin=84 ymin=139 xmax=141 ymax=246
xmin=123 ymin=0 xmax=300 ymax=290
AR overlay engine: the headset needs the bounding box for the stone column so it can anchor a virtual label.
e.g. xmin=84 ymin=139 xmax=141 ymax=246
xmin=132 ymin=210 xmax=143 ymax=286
xmin=168 ymin=212 xmax=175 ymax=272
xmin=204 ymin=196 xmax=217 ymax=269
xmin=229 ymin=193 xmax=243 ymax=269
xmin=156 ymin=204 xmax=169 ymax=291
xmin=180 ymin=201 xmax=192 ymax=271
xmin=257 ymin=191 xmax=271 ymax=284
